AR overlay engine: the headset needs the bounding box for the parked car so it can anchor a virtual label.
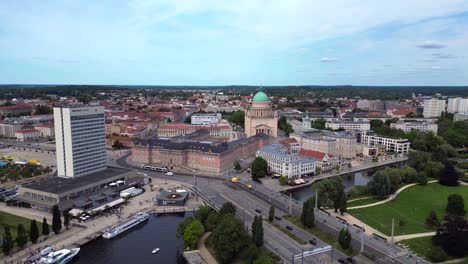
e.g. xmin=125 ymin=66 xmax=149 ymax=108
xmin=286 ymin=226 xmax=293 ymax=231
xmin=309 ymin=238 xmax=317 ymax=245
xmin=255 ymin=209 xmax=262 ymax=214
xmin=274 ymin=216 xmax=282 ymax=221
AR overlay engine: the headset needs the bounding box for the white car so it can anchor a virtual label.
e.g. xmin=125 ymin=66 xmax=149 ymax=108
xmin=166 ymin=172 xmax=173 ymax=176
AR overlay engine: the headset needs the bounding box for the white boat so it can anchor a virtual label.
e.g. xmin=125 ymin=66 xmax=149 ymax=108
xmin=46 ymin=248 xmax=80 ymax=264
xmin=152 ymin=248 xmax=160 ymax=254
xmin=103 ymin=212 xmax=149 ymax=239
xmin=40 ymin=246 xmax=55 ymax=256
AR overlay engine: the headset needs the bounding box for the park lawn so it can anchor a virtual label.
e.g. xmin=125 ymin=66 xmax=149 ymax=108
xmin=397 ymin=236 xmax=465 ymax=263
xmin=0 ymin=211 xmax=49 ymax=249
xmin=347 ymin=197 xmax=381 ymax=207
xmin=348 ymin=183 xmax=468 ymax=236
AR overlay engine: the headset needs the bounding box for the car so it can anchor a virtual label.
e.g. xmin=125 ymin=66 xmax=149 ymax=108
xmin=255 ymin=209 xmax=262 ymax=214
xmin=286 ymin=225 xmax=293 ymax=231
xmin=166 ymin=172 xmax=173 ymax=176
xmin=309 ymin=238 xmax=317 ymax=245
xmin=338 ymin=259 xmax=347 ymax=264
xmin=346 ymin=257 xmax=356 ymax=263
xmin=274 ymin=216 xmax=282 ymax=221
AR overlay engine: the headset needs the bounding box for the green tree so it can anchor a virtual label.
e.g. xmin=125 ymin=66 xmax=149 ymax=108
xmin=183 ymin=219 xmax=204 ymax=249
xmin=253 ymin=216 xmax=263 ymax=247
xmin=268 ymin=206 xmax=275 ymax=222
xmin=433 ymin=214 xmax=468 ymax=258
xmin=314 ymin=178 xmax=344 ymax=208
xmin=219 ymin=202 xmax=236 ymax=216
xmin=278 ymin=176 xmax=289 ymax=185
xmin=63 ymin=210 xmax=70 ymax=230
xmin=29 ymin=219 xmax=39 ymax=243
xmin=17 ymin=224 xmax=28 ymax=247
xmin=194 ymin=205 xmax=212 ymax=228
xmin=425 ymin=161 xmax=444 ymax=179
xmin=301 ymin=197 xmax=315 ymax=228
xmin=210 ymin=216 xmax=248 ymax=263
xmin=339 ymin=191 xmax=347 ymax=216
xmin=234 ymin=161 xmax=242 ymax=171
xmin=251 ymin=157 xmax=268 ymax=180
xmin=367 ymin=171 xmax=392 ymax=198
xmin=408 ymin=150 xmax=431 ymax=172
xmin=446 ymin=194 xmax=466 ymax=216
xmin=311 ymin=118 xmax=326 ymax=129
xmin=227 ymin=111 xmax=245 ymax=125
xmin=338 ymin=228 xmax=351 ymax=250
xmin=2 ymin=225 xmax=13 ymax=254
xmin=205 ymin=212 xmax=219 ymax=232
xmin=439 ymin=163 xmax=459 ymax=187
xmin=425 ymin=210 xmax=440 ymax=230
xmin=42 ymin=217 xmax=50 ymax=236
xmin=52 ymin=205 xmax=62 ymax=234
xmin=416 ymin=171 xmax=428 ymax=185
xmin=253 ymin=257 xmax=275 ymax=264
xmin=177 ymin=217 xmax=195 ymax=239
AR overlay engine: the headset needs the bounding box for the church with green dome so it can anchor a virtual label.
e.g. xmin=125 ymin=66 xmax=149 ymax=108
xmin=244 ymin=91 xmax=278 ymax=137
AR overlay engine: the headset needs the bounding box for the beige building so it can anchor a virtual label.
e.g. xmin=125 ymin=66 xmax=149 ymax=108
xmin=244 ymin=91 xmax=278 ymax=138
xmin=0 ymin=123 xmax=22 ymax=138
xmin=15 ymin=129 xmax=41 ymax=142
xmin=290 ymin=130 xmax=357 ymax=159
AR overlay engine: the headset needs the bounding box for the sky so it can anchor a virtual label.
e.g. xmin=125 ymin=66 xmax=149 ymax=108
xmin=0 ymin=0 xmax=468 ymax=86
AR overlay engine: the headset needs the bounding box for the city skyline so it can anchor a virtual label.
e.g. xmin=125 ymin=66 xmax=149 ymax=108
xmin=1 ymin=1 xmax=468 ymax=86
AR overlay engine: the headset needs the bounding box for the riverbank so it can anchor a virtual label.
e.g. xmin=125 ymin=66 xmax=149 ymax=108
xmin=0 ymin=178 xmax=203 ymax=263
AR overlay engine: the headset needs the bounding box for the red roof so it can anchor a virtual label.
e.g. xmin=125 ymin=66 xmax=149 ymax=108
xmin=278 ymin=138 xmax=298 ymax=147
xmin=110 ymin=135 xmax=133 ymax=142
xmin=298 ymin=149 xmax=326 ymax=160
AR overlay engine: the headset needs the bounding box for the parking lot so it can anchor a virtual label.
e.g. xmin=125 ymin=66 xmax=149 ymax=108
xmin=0 ymin=148 xmax=57 ymax=167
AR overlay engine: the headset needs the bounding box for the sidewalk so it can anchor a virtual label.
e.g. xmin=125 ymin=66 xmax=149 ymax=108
xmin=198 ymin=232 xmax=218 ymax=264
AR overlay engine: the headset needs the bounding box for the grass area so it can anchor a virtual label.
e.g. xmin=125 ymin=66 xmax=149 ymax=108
xmin=349 ymin=183 xmax=468 ymax=236
xmin=398 ymin=236 xmax=467 ymax=263
xmin=283 ymin=215 xmax=357 ymax=256
xmin=0 ymin=211 xmax=50 ymax=251
xmin=270 ymin=222 xmax=307 ymax=245
xmin=347 ymin=197 xmax=382 ymax=207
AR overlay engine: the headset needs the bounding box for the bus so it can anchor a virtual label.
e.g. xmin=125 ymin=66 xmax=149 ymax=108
xmin=142 ymin=165 xmax=168 ymax=172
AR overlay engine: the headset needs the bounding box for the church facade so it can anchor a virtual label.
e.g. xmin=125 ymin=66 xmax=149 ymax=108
xmin=244 ymin=91 xmax=278 ymax=138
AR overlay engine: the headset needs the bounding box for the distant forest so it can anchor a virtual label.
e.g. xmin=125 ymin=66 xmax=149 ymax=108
xmin=0 ymin=84 xmax=467 ymax=101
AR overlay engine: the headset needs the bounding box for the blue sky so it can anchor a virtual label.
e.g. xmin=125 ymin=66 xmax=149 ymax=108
xmin=1 ymin=0 xmax=468 ymax=86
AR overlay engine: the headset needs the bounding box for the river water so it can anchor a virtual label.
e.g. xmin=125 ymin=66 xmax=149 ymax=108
xmin=290 ymin=171 xmax=373 ymax=202
xmin=74 ymin=212 xmax=191 ymax=264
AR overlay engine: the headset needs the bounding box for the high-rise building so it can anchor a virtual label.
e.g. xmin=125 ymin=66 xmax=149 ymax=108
xmin=447 ymin=97 xmax=468 ymax=113
xmin=54 ymin=105 xmax=107 ymax=178
xmin=423 ymin=98 xmax=446 ymax=118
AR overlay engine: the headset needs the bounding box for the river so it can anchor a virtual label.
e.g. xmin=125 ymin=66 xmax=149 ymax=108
xmin=74 ymin=212 xmax=191 ymax=264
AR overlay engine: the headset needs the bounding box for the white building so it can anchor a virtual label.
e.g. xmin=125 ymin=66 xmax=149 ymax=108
xmin=423 ymin=99 xmax=446 ymax=118
xmin=15 ymin=129 xmax=41 ymax=142
xmin=256 ymin=143 xmax=316 ymax=179
xmin=361 ymin=134 xmax=410 ymax=154
xmin=447 ymin=97 xmax=468 ymax=113
xmin=390 ymin=121 xmax=438 ymax=133
xmin=54 ymin=105 xmax=107 ymax=178
xmin=191 ymin=113 xmax=222 ymax=125
xmin=325 ymin=121 xmax=370 ymax=131
xmin=454 ymin=112 xmax=468 ymax=121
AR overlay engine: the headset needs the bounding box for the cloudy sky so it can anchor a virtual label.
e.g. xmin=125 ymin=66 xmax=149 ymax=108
xmin=1 ymin=0 xmax=467 ymax=86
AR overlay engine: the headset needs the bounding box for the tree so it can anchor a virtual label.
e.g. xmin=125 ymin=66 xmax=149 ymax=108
xmin=177 ymin=217 xmax=195 ymax=239
xmin=314 ymin=178 xmax=344 ymax=208
xmin=251 ymin=157 xmax=268 ymax=180
xmin=17 ymin=224 xmax=28 ymax=247
xmin=425 ymin=210 xmax=440 ymax=230
xmin=268 ymin=206 xmax=275 ymax=222
xmin=335 ymin=165 xmax=341 ymax=171
xmin=227 ymin=111 xmax=245 ymax=125
xmin=63 ymin=210 xmax=70 ymax=230
xmin=347 ymin=163 xmax=352 ymax=169
xmin=367 ymin=171 xmax=392 ymax=198
xmin=278 ymin=176 xmax=289 ymax=185
xmin=219 ymin=202 xmax=236 ymax=216
xmin=252 ymin=216 xmax=263 ymax=247
xmin=52 ymin=205 xmax=62 ymax=234
xmin=2 ymin=225 xmax=13 ymax=254
xmin=234 ymin=161 xmax=241 ymax=171
xmin=338 ymin=228 xmax=351 ymax=250
xmin=339 ymin=191 xmax=347 ymax=216
xmin=311 ymin=118 xmax=326 ymax=130
xmin=301 ymin=197 xmax=315 ymax=228
xmin=205 ymin=212 xmax=219 ymax=232
xmin=183 ymin=219 xmax=204 ymax=249
xmin=42 ymin=218 xmax=50 ymax=236
xmin=433 ymin=215 xmax=468 ymax=257
xmin=446 ymin=194 xmax=465 ymax=216
xmin=210 ymin=216 xmax=248 ymax=263
xmin=30 ymin=219 xmax=39 ymax=243
xmin=253 ymin=257 xmax=275 ymax=264
xmin=408 ymin=150 xmax=431 ymax=172
xmin=439 ymin=164 xmax=459 ymax=186
xmin=194 ymin=205 xmax=212 ymax=228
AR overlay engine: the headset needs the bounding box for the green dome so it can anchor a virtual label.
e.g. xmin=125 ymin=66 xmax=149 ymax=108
xmin=252 ymin=91 xmax=270 ymax=102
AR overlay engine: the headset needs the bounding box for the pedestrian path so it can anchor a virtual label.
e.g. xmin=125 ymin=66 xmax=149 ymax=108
xmin=393 ymin=231 xmax=436 ymax=242
xmin=198 ymin=232 xmax=218 ymax=264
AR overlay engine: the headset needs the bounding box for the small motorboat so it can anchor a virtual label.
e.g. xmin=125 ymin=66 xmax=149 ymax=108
xmin=152 ymin=248 xmax=160 ymax=254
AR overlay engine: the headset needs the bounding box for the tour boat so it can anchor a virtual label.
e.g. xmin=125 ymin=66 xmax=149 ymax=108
xmin=103 ymin=212 xmax=149 ymax=239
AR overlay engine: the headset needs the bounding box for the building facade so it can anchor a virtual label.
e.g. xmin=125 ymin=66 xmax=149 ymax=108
xmin=0 ymin=123 xmax=22 ymax=138
xmin=290 ymin=131 xmax=357 ymax=159
xmin=54 ymin=105 xmax=107 ymax=178
xmin=34 ymin=123 xmax=55 ymax=138
xmin=447 ymin=97 xmax=468 ymax=113
xmin=15 ymin=129 xmax=41 ymax=141
xmin=244 ymin=91 xmax=278 ymax=137
xmin=454 ymin=112 xmax=468 ymax=121
xmin=157 ymin=123 xmax=232 ymax=140
xmin=390 ymin=121 xmax=438 ymax=133
xmin=256 ymin=143 xmax=316 ymax=179
xmin=423 ymin=99 xmax=446 ymax=118
xmin=325 ymin=121 xmax=370 ymax=131
xmin=191 ymin=113 xmax=222 ymax=125
xmin=361 ymin=134 xmax=410 ymax=154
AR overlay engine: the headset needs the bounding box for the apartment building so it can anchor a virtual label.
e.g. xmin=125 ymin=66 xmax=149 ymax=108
xmin=454 ymin=112 xmax=468 ymax=121
xmin=191 ymin=113 xmax=222 ymax=125
xmin=54 ymin=105 xmax=107 ymax=178
xmin=361 ymin=134 xmax=410 ymax=154
xmin=447 ymin=97 xmax=468 ymax=113
xmin=0 ymin=123 xmax=22 ymax=138
xmin=256 ymin=143 xmax=316 ymax=179
xmin=15 ymin=129 xmax=41 ymax=142
xmin=157 ymin=123 xmax=232 ymax=140
xmin=325 ymin=121 xmax=370 ymax=131
xmin=390 ymin=121 xmax=438 ymax=133
xmin=290 ymin=130 xmax=357 ymax=159
xmin=34 ymin=123 xmax=55 ymax=138
xmin=423 ymin=98 xmax=446 ymax=118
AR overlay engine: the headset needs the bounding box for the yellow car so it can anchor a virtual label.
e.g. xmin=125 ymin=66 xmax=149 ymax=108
xmin=247 ymin=185 xmax=253 ymax=189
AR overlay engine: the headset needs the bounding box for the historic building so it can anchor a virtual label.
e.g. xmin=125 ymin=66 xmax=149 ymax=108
xmin=244 ymin=91 xmax=278 ymax=138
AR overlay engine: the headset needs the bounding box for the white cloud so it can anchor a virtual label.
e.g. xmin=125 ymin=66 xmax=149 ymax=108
xmin=320 ymin=57 xmax=337 ymax=63
xmin=431 ymin=66 xmax=441 ymax=70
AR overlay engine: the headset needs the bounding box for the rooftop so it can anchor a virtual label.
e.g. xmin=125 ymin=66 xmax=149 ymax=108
xmin=252 ymin=91 xmax=270 ymax=102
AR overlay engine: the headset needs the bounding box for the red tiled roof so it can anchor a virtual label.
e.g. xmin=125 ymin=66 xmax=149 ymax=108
xmin=298 ymin=149 xmax=326 ymax=160
xmin=278 ymin=138 xmax=298 ymax=147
